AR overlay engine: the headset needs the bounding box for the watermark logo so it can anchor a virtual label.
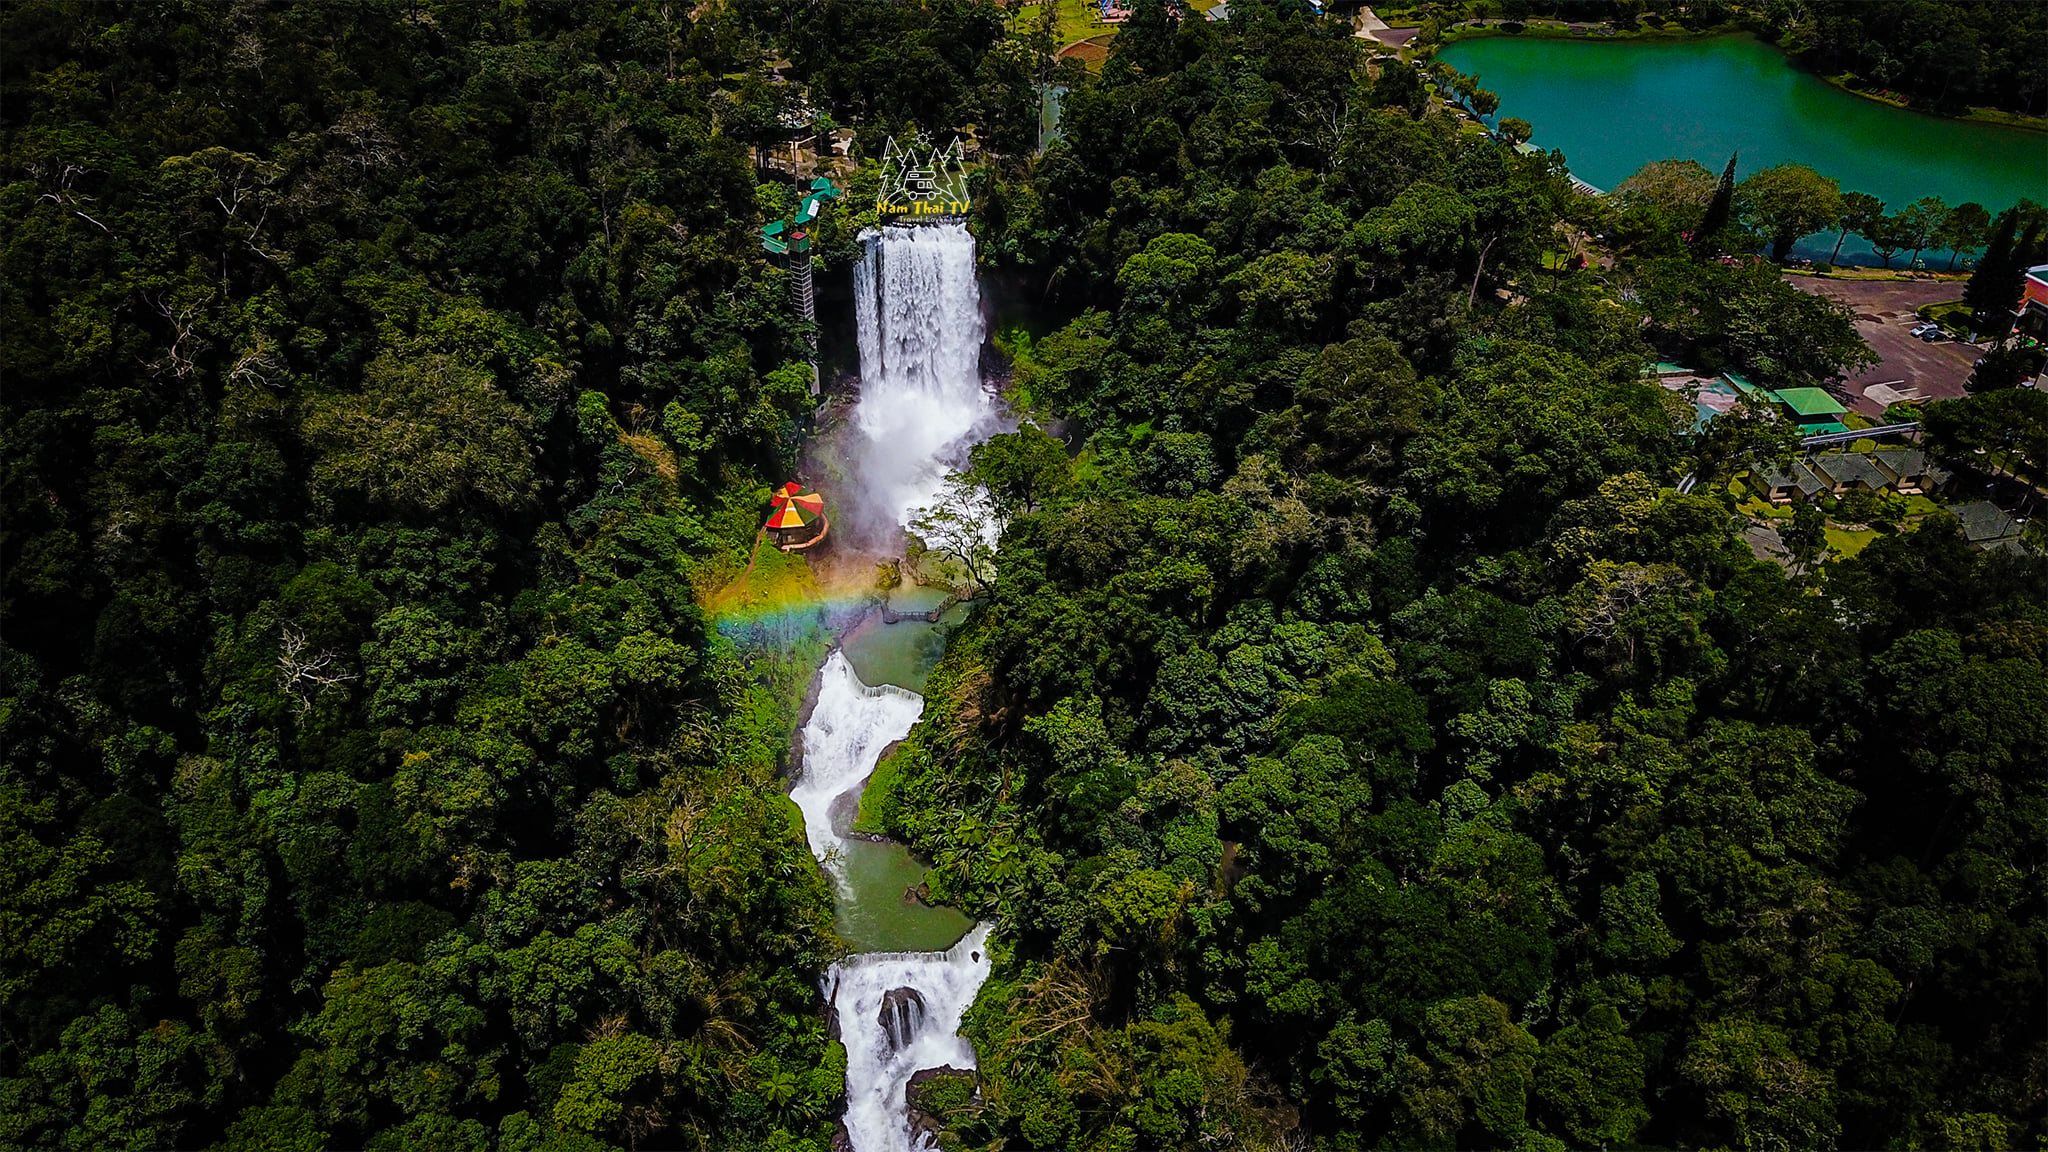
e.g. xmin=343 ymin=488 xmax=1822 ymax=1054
xmin=878 ymin=133 xmax=970 ymax=218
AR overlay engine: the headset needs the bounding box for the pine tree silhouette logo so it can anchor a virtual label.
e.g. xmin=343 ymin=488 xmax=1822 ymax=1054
xmin=877 ymin=133 xmax=970 ymax=218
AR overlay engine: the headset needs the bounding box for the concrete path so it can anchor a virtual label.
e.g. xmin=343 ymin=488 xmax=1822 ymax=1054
xmin=1354 ymin=6 xmax=1390 ymax=39
xmin=1742 ymin=523 xmax=1791 ymax=568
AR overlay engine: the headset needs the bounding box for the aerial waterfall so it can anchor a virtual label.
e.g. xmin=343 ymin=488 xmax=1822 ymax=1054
xmin=850 ymin=221 xmax=992 ymax=530
xmin=790 ymin=221 xmax=996 ymax=1151
xmin=826 ymin=926 xmax=993 ymax=1151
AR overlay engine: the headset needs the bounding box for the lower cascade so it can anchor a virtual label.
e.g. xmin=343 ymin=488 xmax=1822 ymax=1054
xmin=795 ymin=654 xmax=994 ymax=1150
xmin=827 ymin=927 xmax=993 ymax=1150
xmin=792 ymin=220 xmax=997 ymax=1151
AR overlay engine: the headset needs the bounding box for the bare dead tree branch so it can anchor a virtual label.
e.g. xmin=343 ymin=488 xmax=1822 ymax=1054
xmin=278 ymin=622 xmax=357 ymax=715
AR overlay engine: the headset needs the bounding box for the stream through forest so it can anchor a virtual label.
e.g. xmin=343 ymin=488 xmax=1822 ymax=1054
xmin=787 ymin=222 xmax=1003 ymax=1152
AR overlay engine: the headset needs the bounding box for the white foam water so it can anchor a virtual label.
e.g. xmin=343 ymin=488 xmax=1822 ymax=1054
xmin=795 ymin=652 xmax=995 ymax=1151
xmin=790 ymin=650 xmax=925 ymax=890
xmin=826 ymin=924 xmax=994 ymax=1152
xmin=852 ymin=221 xmax=993 ymax=527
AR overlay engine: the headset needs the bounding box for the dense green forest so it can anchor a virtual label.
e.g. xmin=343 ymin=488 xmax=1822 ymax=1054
xmin=2 ymin=2 xmax=859 ymax=1148
xmin=1781 ymin=0 xmax=2048 ymax=116
xmin=872 ymin=4 xmax=2048 ymax=1152
xmin=3 ymin=1 xmax=2044 ymax=1151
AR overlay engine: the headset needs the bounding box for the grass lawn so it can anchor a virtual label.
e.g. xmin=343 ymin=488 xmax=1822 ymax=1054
xmin=1916 ymin=299 xmax=1973 ymax=336
xmin=1737 ymin=492 xmax=1795 ymax=520
xmin=1825 ymin=526 xmax=1879 ymax=558
xmin=1732 ymin=476 xmax=1795 ymax=520
xmin=1010 ymin=0 xmax=1115 ymax=48
xmin=1896 ymin=493 xmax=1941 ymax=518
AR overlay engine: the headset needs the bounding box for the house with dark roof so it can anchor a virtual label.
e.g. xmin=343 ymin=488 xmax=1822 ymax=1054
xmin=1759 ymin=463 xmax=1826 ymax=505
xmin=1807 ymin=453 xmax=1892 ymax=496
xmin=1949 ymin=501 xmax=2022 ymax=547
xmin=1869 ymin=448 xmax=1942 ymax=495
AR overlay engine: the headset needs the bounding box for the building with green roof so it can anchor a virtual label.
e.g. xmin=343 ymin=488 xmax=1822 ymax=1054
xmin=1771 ymin=387 xmax=1848 ymax=418
xmin=1719 ymin=371 xmax=1768 ymax=399
xmin=1763 ymin=386 xmax=1849 ymax=434
xmin=1709 ymin=373 xmax=1852 ymax=434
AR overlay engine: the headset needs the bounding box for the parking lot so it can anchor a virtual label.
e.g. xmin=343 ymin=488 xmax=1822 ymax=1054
xmin=1791 ymin=275 xmax=1982 ymax=418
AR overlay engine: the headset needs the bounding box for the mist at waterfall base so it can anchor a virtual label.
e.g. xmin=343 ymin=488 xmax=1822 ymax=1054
xmin=789 ymin=221 xmax=998 ymax=1152
xmin=842 ymin=221 xmax=1002 ymax=543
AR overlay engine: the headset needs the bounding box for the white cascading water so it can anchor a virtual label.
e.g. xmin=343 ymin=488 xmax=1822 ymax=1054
xmin=852 ymin=221 xmax=992 ymax=526
xmin=789 ymin=651 xmax=924 ymax=895
xmin=826 ymin=925 xmax=993 ymax=1151
xmin=791 ymin=222 xmax=995 ymax=1152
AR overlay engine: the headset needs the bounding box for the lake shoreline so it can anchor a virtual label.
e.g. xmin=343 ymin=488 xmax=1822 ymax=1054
xmin=1438 ymin=31 xmax=2046 ymax=266
xmin=1428 ymin=24 xmax=2048 ymax=135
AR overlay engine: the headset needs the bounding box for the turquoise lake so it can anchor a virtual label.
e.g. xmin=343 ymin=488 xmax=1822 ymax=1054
xmin=1440 ymin=33 xmax=2048 ymax=263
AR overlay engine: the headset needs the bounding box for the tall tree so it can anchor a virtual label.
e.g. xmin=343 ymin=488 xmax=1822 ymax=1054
xmin=1868 ymin=212 xmax=1907 ymax=269
xmin=1963 ymin=209 xmax=2024 ymax=337
xmin=1897 ymin=196 xmax=1949 ymax=268
xmin=1737 ymin=163 xmax=1842 ymax=262
xmin=1935 ymin=201 xmax=1992 ymax=271
xmin=1106 ymin=0 xmax=1177 ymax=80
xmin=1692 ymin=151 xmax=1738 ymax=255
xmin=1831 ymin=191 xmax=1884 ymax=264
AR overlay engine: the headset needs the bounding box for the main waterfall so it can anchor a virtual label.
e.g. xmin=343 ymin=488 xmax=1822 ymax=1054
xmin=791 ymin=221 xmax=996 ymax=1152
xmin=849 ymin=222 xmax=991 ymax=532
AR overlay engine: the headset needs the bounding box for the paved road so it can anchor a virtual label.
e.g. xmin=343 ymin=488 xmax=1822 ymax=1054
xmin=1354 ymin=6 xmax=1416 ymax=45
xmin=1742 ymin=523 xmax=1790 ymax=569
xmin=1791 ymin=275 xmax=1981 ymax=417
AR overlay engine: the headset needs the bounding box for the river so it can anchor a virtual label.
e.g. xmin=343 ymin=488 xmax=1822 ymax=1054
xmin=1439 ymin=33 xmax=2048 ymax=263
xmin=788 ymin=221 xmax=1002 ymax=1151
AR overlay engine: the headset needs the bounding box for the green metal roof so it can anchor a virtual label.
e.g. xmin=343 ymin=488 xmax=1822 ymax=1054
xmin=1721 ymin=371 xmax=1767 ymax=397
xmin=1771 ymin=387 xmax=1848 ymax=417
xmin=1802 ymin=421 xmax=1852 ymax=436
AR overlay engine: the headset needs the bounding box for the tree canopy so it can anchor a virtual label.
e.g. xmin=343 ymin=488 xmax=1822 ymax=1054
xmin=5 ymin=2 xmax=2044 ymax=1151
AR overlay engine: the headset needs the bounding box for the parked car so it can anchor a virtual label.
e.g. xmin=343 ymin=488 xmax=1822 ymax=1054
xmin=1919 ymin=328 xmax=1947 ymax=343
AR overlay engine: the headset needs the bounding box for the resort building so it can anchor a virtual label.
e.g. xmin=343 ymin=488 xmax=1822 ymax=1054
xmin=1806 ymin=453 xmax=1893 ymax=496
xmin=1706 ymin=371 xmax=1851 ymax=435
xmin=1950 ymin=501 xmax=2024 ymax=549
xmin=1759 ymin=464 xmax=1826 ymax=504
xmin=2019 ymin=264 xmax=2048 ymax=339
xmin=1755 ymin=449 xmax=1947 ymax=506
xmin=1766 ymin=387 xmax=1851 ymax=435
xmin=1868 ymin=448 xmax=1942 ymax=495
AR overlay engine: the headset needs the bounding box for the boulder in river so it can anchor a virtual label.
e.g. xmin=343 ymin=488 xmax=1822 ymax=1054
xmin=878 ymin=986 xmax=928 ymax=1052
